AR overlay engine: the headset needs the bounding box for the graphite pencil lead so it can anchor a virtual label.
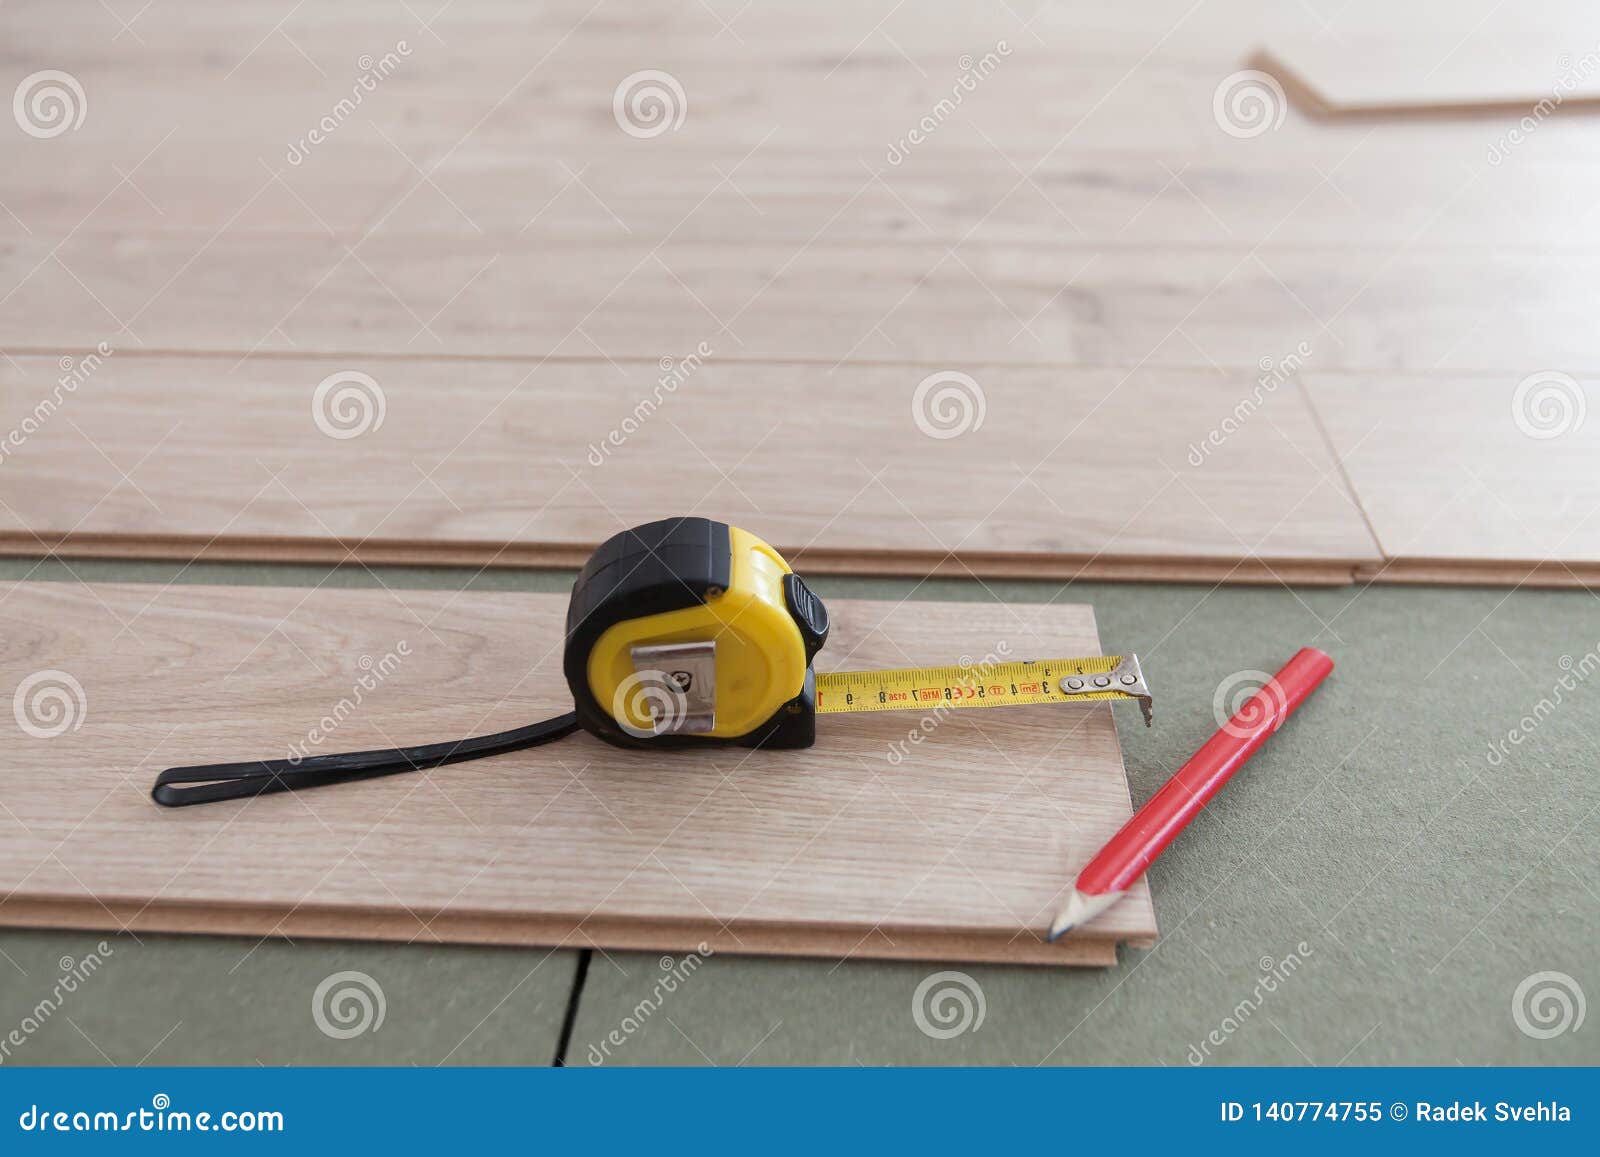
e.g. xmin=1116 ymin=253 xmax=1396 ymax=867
xmin=1048 ymin=888 xmax=1125 ymax=941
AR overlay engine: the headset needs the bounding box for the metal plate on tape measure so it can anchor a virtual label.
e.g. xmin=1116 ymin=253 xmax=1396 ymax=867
xmin=629 ymin=641 xmax=717 ymax=734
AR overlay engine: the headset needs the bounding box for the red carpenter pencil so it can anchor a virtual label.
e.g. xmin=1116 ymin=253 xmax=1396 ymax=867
xmin=1048 ymin=647 xmax=1334 ymax=940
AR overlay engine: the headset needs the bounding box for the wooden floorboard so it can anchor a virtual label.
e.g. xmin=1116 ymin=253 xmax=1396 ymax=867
xmin=9 ymin=235 xmax=1600 ymax=372
xmin=0 ymin=354 xmax=1379 ymax=576
xmin=2 ymin=0 xmax=1595 ymax=583
xmin=0 ymin=582 xmax=1156 ymax=965
xmin=1261 ymin=0 xmax=1600 ymax=114
xmin=1307 ymin=372 xmax=1600 ymax=570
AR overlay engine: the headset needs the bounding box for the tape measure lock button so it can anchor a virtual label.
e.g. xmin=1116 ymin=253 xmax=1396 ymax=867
xmin=782 ymin=572 xmax=829 ymax=660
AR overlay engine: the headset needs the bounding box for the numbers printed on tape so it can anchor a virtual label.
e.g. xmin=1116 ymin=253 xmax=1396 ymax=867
xmin=814 ymin=656 xmax=1142 ymax=714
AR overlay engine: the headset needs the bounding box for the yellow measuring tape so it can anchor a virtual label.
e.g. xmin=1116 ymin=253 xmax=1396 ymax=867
xmin=814 ymin=655 xmax=1152 ymax=725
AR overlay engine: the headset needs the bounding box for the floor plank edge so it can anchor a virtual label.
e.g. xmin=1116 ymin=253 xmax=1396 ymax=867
xmin=1357 ymin=558 xmax=1600 ymax=588
xmin=0 ymin=897 xmax=1125 ymax=968
xmin=0 ymin=534 xmax=1364 ymax=587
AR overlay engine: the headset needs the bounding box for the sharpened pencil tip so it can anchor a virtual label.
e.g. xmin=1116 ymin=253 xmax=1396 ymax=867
xmin=1046 ymin=888 xmax=1125 ymax=942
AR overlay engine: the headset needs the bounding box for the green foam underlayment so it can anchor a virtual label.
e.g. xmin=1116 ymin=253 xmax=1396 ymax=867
xmin=1 ymin=559 xmax=1595 ymax=1066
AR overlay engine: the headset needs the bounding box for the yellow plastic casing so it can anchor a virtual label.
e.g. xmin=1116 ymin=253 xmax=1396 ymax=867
xmin=585 ymin=526 xmax=808 ymax=738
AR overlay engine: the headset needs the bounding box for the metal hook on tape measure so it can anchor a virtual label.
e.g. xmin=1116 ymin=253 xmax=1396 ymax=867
xmin=1057 ymin=655 xmax=1154 ymax=726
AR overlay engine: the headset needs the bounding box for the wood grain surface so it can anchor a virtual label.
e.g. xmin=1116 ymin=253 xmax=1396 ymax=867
xmin=1308 ymin=372 xmax=1600 ymax=569
xmin=1262 ymin=0 xmax=1600 ymax=114
xmin=0 ymin=354 xmax=1377 ymax=580
xmin=0 ymin=583 xmax=1156 ymax=965
xmin=9 ymin=236 xmax=1598 ymax=373
xmin=1 ymin=0 xmax=1593 ymax=586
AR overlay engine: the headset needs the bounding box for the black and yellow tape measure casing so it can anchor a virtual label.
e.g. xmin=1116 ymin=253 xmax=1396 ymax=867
xmin=563 ymin=518 xmax=829 ymax=749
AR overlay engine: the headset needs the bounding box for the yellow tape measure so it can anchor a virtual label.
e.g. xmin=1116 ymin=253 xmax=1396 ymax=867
xmin=815 ymin=654 xmax=1152 ymax=725
xmin=153 ymin=519 xmax=1158 ymax=808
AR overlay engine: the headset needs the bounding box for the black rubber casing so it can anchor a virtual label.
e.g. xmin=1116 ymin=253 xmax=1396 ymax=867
xmin=563 ymin=517 xmax=827 ymax=749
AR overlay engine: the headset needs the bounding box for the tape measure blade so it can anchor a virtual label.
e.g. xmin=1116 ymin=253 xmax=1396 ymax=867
xmin=813 ymin=655 xmax=1139 ymax=715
